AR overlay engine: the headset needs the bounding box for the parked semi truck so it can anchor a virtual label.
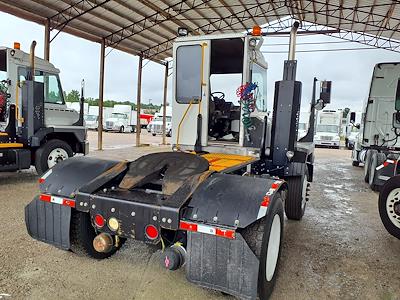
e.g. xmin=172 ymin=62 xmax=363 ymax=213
xmin=25 ymin=23 xmax=331 ymax=299
xmin=0 ymin=42 xmax=87 ymax=174
xmin=104 ymin=104 xmax=136 ymax=133
xmin=344 ymin=111 xmax=361 ymax=149
xmin=149 ymin=106 xmax=173 ymax=136
xmin=352 ymin=63 xmax=400 ymax=191
xmin=314 ymin=109 xmax=341 ymax=148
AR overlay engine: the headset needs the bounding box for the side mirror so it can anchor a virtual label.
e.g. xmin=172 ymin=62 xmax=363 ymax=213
xmin=350 ymin=111 xmax=356 ymax=123
xmin=395 ymin=79 xmax=400 ymax=111
xmin=319 ymin=80 xmax=332 ymax=105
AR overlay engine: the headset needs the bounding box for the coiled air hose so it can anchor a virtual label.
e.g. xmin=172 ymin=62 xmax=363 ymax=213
xmin=236 ymin=83 xmax=258 ymax=141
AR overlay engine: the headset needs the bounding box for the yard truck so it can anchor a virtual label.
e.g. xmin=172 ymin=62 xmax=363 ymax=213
xmin=0 ymin=41 xmax=88 ymax=174
xmin=25 ymin=23 xmax=330 ymax=299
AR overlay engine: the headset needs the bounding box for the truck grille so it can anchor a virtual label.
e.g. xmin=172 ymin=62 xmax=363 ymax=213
xmin=153 ymin=124 xmax=162 ymax=131
xmin=320 ymin=136 xmax=333 ymax=141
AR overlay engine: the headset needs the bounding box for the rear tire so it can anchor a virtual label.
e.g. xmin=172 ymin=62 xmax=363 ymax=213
xmin=70 ymin=211 xmax=125 ymax=259
xmin=152 ymin=133 xmax=156 ymax=136
xmin=285 ymin=170 xmax=309 ymax=220
xmin=34 ymin=139 xmax=73 ymax=175
xmin=364 ymin=149 xmax=377 ymax=183
xmin=119 ymin=126 xmax=124 ymax=133
xmin=352 ymin=160 xmax=360 ymax=167
xmin=378 ymin=176 xmax=400 ymax=239
xmin=242 ymin=195 xmax=284 ymax=300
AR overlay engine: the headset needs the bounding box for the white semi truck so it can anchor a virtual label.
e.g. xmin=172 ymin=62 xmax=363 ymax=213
xmin=344 ymin=111 xmax=361 ymax=149
xmin=0 ymin=41 xmax=88 ymax=174
xmin=149 ymin=105 xmax=173 ymax=136
xmin=352 ymin=63 xmax=400 ymax=191
xmin=314 ymin=109 xmax=341 ymax=148
xmin=350 ymin=62 xmax=400 ymax=239
xmin=104 ymin=104 xmax=136 ymax=133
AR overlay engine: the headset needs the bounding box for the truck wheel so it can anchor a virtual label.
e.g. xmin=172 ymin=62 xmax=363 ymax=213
xmin=35 ymin=139 xmax=73 ymax=175
xmin=352 ymin=161 xmax=360 ymax=167
xmin=378 ymin=176 xmax=400 ymax=239
xmin=284 ymin=171 xmax=309 ymax=220
xmin=369 ymin=152 xmax=386 ymax=191
xmin=70 ymin=211 xmax=125 ymax=259
xmin=152 ymin=133 xmax=156 ymax=136
xmin=242 ymin=195 xmax=284 ymax=300
xmin=364 ymin=149 xmax=377 ymax=183
xmin=166 ymin=129 xmax=172 ymax=137
xmin=119 ymin=126 xmax=124 ymax=133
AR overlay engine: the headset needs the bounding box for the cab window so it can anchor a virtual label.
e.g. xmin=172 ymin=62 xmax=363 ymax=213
xmin=251 ymin=63 xmax=268 ymax=112
xmin=18 ymin=68 xmax=65 ymax=104
xmin=175 ymin=45 xmax=202 ymax=103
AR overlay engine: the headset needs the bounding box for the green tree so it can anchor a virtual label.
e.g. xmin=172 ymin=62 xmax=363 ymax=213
xmin=65 ymin=90 xmax=80 ymax=102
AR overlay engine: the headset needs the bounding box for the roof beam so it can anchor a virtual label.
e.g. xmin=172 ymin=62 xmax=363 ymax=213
xmin=113 ymin=0 xmax=176 ymax=36
xmin=142 ymin=1 xmax=288 ymax=61
xmin=105 ymin=0 xmax=211 ymax=49
xmin=202 ymin=1 xmax=236 ymax=31
xmin=83 ymin=0 xmax=171 ymax=45
xmin=50 ymin=0 xmax=111 ymax=31
xmin=137 ymin=0 xmax=202 ymax=34
xmin=363 ymin=0 xmax=376 ymax=33
xmin=218 ymin=0 xmax=247 ymax=30
xmin=157 ymin=0 xmax=209 ymax=33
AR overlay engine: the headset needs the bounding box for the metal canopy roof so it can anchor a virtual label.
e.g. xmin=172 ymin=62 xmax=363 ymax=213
xmin=0 ymin=0 xmax=400 ymax=63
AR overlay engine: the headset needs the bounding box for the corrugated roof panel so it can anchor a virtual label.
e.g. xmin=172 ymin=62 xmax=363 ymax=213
xmin=0 ymin=0 xmax=399 ymax=62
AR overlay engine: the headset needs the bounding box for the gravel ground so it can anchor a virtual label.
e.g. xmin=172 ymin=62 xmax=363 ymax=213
xmin=0 ymin=140 xmax=399 ymax=300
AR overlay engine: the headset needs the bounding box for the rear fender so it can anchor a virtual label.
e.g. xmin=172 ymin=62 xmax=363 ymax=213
xmin=183 ymin=173 xmax=286 ymax=229
xmin=28 ymin=157 xmax=125 ymax=249
xmin=25 ymin=196 xmax=71 ymax=250
xmin=39 ymin=156 xmax=123 ymax=198
xmin=375 ymin=159 xmax=398 ymax=187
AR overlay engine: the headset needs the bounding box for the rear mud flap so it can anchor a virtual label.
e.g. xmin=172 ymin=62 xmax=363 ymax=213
xmin=186 ymin=231 xmax=259 ymax=300
xmin=25 ymin=196 xmax=71 ymax=250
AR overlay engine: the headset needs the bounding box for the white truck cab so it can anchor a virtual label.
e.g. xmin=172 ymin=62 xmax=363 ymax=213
xmin=314 ymin=109 xmax=341 ymax=148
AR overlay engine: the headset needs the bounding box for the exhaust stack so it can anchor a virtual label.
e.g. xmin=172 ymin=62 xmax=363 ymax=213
xmin=29 ymin=41 xmax=37 ymax=81
xmin=288 ymin=21 xmax=300 ymax=61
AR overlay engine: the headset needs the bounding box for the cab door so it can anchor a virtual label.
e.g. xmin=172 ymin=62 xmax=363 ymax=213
xmin=172 ymin=40 xmax=210 ymax=148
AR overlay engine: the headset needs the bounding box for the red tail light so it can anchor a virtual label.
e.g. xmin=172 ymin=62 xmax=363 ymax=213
xmin=145 ymin=224 xmax=159 ymax=240
xmin=94 ymin=214 xmax=105 ymax=228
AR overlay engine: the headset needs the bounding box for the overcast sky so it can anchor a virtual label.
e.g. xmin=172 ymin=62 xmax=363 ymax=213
xmin=1 ymin=11 xmax=399 ymax=111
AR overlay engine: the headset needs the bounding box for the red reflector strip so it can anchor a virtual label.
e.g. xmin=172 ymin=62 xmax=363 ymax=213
xmin=39 ymin=194 xmax=51 ymax=202
xmin=39 ymin=194 xmax=75 ymax=208
xmin=216 ymin=228 xmax=235 ymax=239
xmin=261 ymin=196 xmax=270 ymax=207
xmin=179 ymin=221 xmax=198 ymax=232
xmin=383 ymin=161 xmax=389 ymax=167
xmin=179 ymin=221 xmax=235 ymax=239
xmin=38 ymin=178 xmax=45 ymax=184
xmin=271 ymin=182 xmax=279 ymax=189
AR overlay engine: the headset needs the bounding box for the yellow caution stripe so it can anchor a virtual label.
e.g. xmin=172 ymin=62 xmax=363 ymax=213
xmin=0 ymin=143 xmax=24 ymax=148
xmin=202 ymin=153 xmax=256 ymax=172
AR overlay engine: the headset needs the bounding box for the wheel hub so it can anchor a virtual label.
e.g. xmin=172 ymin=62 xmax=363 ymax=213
xmin=394 ymin=202 xmax=400 ymax=216
xmin=47 ymin=148 xmax=69 ymax=168
xmin=386 ymin=188 xmax=400 ymax=229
